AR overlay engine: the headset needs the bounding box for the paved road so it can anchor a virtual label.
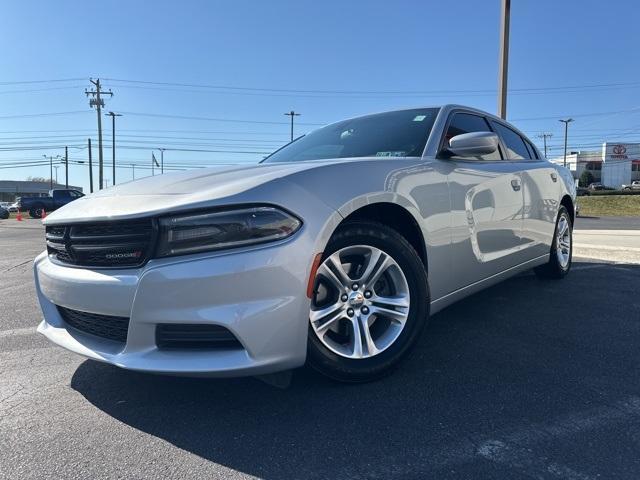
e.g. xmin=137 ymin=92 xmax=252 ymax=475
xmin=575 ymin=215 xmax=640 ymax=230
xmin=2 ymin=220 xmax=640 ymax=479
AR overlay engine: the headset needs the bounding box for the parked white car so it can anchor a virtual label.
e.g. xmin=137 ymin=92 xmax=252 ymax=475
xmin=622 ymin=180 xmax=640 ymax=190
xmin=0 ymin=202 xmax=18 ymax=213
xmin=34 ymin=105 xmax=576 ymax=382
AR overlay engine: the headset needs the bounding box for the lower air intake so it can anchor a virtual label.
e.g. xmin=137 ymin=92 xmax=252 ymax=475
xmin=57 ymin=306 xmax=129 ymax=343
xmin=156 ymin=324 xmax=243 ymax=350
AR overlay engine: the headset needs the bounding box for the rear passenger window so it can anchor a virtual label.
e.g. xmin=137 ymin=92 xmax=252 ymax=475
xmin=443 ymin=113 xmax=502 ymax=161
xmin=490 ymin=122 xmax=531 ymax=160
xmin=526 ymin=140 xmax=539 ymax=159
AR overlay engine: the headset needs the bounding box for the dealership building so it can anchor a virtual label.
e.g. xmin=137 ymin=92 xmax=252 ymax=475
xmin=0 ymin=180 xmax=83 ymax=203
xmin=549 ymin=142 xmax=640 ymax=187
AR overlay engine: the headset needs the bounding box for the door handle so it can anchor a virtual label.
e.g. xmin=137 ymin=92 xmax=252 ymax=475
xmin=550 ymin=172 xmax=558 ymax=182
xmin=511 ymin=179 xmax=521 ymax=191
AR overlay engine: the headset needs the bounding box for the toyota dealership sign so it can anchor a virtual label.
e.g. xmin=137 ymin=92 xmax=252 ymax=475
xmin=604 ymin=142 xmax=639 ymax=161
xmin=602 ymin=142 xmax=638 ymax=187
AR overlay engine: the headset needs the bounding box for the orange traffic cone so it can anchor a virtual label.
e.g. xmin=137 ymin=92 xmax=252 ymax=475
xmin=41 ymin=209 xmax=46 ymax=219
xmin=16 ymin=210 xmax=22 ymax=221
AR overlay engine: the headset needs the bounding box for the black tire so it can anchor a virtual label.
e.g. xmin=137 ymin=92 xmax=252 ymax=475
xmin=307 ymin=221 xmax=429 ymax=383
xmin=0 ymin=209 xmax=9 ymax=220
xmin=534 ymin=206 xmax=573 ymax=279
xmin=29 ymin=205 xmax=44 ymax=219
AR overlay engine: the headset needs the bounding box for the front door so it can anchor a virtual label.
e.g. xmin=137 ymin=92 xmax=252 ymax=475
xmin=442 ymin=112 xmax=528 ymax=289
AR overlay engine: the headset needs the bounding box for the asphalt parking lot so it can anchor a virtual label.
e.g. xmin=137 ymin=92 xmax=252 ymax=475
xmin=1 ymin=219 xmax=640 ymax=479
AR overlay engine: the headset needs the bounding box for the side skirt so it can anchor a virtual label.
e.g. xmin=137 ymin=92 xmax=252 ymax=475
xmin=429 ymin=254 xmax=549 ymax=315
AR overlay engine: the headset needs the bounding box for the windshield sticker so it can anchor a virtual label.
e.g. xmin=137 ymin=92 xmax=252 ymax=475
xmin=340 ymin=129 xmax=355 ymax=139
xmin=376 ymin=151 xmax=406 ymax=157
xmin=413 ymin=115 xmax=427 ymax=121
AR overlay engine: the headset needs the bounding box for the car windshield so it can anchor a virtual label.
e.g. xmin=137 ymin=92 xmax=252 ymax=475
xmin=263 ymin=108 xmax=439 ymax=163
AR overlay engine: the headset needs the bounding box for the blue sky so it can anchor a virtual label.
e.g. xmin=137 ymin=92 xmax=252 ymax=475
xmin=1 ymin=0 xmax=639 ymax=191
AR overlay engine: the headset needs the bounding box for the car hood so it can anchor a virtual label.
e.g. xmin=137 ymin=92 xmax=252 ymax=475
xmin=43 ymin=160 xmax=349 ymax=224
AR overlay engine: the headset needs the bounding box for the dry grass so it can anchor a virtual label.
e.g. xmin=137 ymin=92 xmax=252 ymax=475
xmin=578 ymin=195 xmax=640 ymax=217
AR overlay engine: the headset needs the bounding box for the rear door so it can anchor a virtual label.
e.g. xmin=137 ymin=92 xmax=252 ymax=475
xmin=518 ymin=137 xmax=561 ymax=259
xmin=443 ymin=111 xmax=528 ymax=289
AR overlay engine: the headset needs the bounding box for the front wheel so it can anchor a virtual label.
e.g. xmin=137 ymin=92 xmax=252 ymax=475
xmin=307 ymin=222 xmax=429 ymax=382
xmin=534 ymin=206 xmax=573 ymax=279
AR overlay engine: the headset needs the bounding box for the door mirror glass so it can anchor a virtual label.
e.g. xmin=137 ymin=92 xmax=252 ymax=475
xmin=447 ymin=132 xmax=499 ymax=158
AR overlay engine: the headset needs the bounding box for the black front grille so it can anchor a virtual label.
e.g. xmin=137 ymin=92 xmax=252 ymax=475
xmin=46 ymin=219 xmax=155 ymax=268
xmin=156 ymin=324 xmax=243 ymax=350
xmin=57 ymin=306 xmax=130 ymax=343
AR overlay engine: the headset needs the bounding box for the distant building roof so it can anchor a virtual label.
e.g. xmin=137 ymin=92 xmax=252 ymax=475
xmin=0 ymin=180 xmax=83 ymax=194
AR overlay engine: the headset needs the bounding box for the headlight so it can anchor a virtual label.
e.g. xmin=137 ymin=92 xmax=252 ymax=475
xmin=156 ymin=206 xmax=302 ymax=258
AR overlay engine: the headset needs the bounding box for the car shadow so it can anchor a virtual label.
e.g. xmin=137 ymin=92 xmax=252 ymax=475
xmin=71 ymin=261 xmax=640 ymax=479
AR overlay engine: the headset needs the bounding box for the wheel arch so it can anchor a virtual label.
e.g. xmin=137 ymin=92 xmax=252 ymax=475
xmin=560 ymin=195 xmax=574 ymax=224
xmin=331 ymin=200 xmax=428 ymax=273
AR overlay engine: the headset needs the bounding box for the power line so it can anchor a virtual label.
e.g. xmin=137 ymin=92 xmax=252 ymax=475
xmin=103 ymin=77 xmax=640 ymax=96
xmin=0 ymin=134 xmax=286 ymax=144
xmin=512 ymin=107 xmax=640 ymax=122
xmin=0 ymin=78 xmax=85 ymax=86
xmin=0 ymin=85 xmax=85 ymax=95
xmin=0 ymin=111 xmax=90 ymax=120
xmin=119 ymin=111 xmax=324 ymax=126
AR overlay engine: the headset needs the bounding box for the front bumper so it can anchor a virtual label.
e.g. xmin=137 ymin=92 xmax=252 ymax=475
xmin=34 ymin=235 xmax=314 ymax=377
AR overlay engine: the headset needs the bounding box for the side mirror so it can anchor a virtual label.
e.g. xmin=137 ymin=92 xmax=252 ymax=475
xmin=446 ymin=131 xmax=499 ymax=158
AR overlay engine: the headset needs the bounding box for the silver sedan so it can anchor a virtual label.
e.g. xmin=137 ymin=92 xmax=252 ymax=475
xmin=35 ymin=105 xmax=576 ymax=382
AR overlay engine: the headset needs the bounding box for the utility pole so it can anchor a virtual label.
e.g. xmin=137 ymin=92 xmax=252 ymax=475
xmin=85 ymin=79 xmax=113 ymax=190
xmin=559 ymin=118 xmax=574 ymax=167
xmin=53 ymin=166 xmax=59 ymax=184
xmin=284 ymin=111 xmax=301 ymax=142
xmin=497 ymin=0 xmax=511 ymax=119
xmin=64 ymin=146 xmax=69 ymax=188
xmin=131 ymin=164 xmax=136 ymax=180
xmin=537 ymin=133 xmax=553 ymax=158
xmin=43 ymin=154 xmax=60 ymax=189
xmin=158 ymin=148 xmax=165 ymax=174
xmin=88 ymin=138 xmax=94 ymax=193
xmin=105 ymin=112 xmax=122 ymax=186
xmin=151 ymin=152 xmax=159 ymax=175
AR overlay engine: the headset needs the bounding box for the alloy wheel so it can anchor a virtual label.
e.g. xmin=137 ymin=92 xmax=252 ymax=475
xmin=556 ymin=213 xmax=571 ymax=268
xmin=310 ymin=245 xmax=410 ymax=359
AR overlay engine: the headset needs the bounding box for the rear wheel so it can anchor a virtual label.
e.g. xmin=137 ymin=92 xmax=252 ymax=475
xmin=307 ymin=222 xmax=429 ymax=382
xmin=534 ymin=206 xmax=572 ymax=279
xmin=29 ymin=205 xmax=45 ymax=219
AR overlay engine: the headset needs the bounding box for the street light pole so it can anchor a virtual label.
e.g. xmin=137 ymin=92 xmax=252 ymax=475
xmin=158 ymin=148 xmax=165 ymax=174
xmin=88 ymin=138 xmax=94 ymax=193
xmin=497 ymin=0 xmax=511 ymax=119
xmin=43 ymin=154 xmax=60 ymax=189
xmin=64 ymin=146 xmax=68 ymax=188
xmin=559 ymin=118 xmax=574 ymax=167
xmin=106 ymin=112 xmax=122 ymax=186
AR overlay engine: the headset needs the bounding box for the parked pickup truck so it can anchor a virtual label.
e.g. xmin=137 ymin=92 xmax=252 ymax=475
xmin=622 ymin=180 xmax=640 ymax=191
xmin=17 ymin=189 xmax=84 ymax=218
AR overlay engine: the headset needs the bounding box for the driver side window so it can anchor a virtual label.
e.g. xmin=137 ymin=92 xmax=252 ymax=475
xmin=444 ymin=113 xmax=502 ymax=161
